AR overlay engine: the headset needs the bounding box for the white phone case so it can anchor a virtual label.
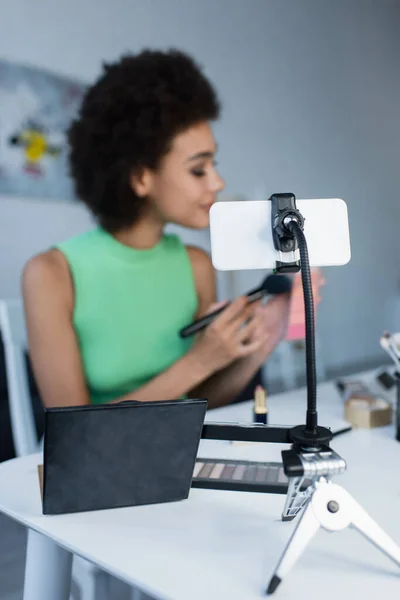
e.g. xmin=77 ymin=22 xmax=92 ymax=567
xmin=209 ymin=198 xmax=351 ymax=271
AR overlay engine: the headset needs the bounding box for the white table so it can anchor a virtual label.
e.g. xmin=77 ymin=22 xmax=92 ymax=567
xmin=1 ymin=371 xmax=400 ymax=600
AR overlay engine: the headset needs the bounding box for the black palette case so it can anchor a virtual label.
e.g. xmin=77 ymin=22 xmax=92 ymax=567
xmin=42 ymin=398 xmax=207 ymax=515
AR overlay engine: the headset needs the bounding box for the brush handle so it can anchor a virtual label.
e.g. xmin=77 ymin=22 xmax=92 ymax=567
xmin=179 ymin=289 xmax=265 ymax=338
xmin=394 ymin=371 xmax=400 ymax=442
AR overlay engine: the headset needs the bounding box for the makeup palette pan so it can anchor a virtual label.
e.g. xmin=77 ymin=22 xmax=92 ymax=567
xmin=191 ymin=458 xmax=311 ymax=494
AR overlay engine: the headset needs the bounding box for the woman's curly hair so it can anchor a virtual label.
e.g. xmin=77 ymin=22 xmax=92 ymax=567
xmin=67 ymin=49 xmax=221 ymax=231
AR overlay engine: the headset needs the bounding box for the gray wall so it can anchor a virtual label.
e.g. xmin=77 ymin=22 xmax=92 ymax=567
xmin=0 ymin=0 xmax=399 ymax=378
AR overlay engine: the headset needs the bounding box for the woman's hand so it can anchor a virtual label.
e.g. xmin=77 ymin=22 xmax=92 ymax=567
xmin=249 ymin=268 xmax=326 ymax=354
xmin=189 ymin=297 xmax=266 ymax=375
xmin=286 ymin=268 xmax=326 ymax=340
xmin=291 ymin=267 xmax=325 ymax=305
xmin=247 ymin=293 xmax=292 ymax=361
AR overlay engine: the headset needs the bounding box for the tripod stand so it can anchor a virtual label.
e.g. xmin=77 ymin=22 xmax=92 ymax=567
xmin=268 ymin=467 xmax=400 ymax=593
xmin=203 ymin=193 xmax=400 ymax=594
xmin=266 ymin=193 xmax=400 ymax=593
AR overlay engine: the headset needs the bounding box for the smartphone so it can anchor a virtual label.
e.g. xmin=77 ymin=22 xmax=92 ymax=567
xmin=209 ymin=198 xmax=351 ymax=271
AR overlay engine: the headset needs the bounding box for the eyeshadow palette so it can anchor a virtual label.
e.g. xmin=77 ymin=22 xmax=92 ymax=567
xmin=191 ymin=458 xmax=311 ymax=494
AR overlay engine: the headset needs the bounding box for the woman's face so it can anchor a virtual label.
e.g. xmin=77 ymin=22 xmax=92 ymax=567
xmin=134 ymin=121 xmax=225 ymax=229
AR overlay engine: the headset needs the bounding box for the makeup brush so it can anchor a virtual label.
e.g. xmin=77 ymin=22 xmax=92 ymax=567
xmin=388 ymin=332 xmax=400 ymax=357
xmin=380 ymin=332 xmax=400 ymax=371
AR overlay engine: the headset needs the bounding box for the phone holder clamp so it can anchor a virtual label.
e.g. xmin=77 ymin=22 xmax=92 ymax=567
xmin=270 ymin=193 xmax=305 ymax=274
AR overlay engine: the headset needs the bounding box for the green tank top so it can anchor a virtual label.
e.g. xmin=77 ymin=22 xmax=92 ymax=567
xmin=55 ymin=227 xmax=198 ymax=404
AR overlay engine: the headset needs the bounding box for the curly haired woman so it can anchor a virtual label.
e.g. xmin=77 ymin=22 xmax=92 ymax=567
xmin=22 ymin=49 xmax=293 ymax=409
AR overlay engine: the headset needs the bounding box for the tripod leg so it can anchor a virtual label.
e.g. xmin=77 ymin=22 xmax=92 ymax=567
xmin=267 ymin=497 xmax=320 ymax=594
xmin=344 ymin=489 xmax=400 ymax=568
xmin=311 ymin=482 xmax=400 ymax=568
xmin=281 ymin=476 xmax=313 ymax=521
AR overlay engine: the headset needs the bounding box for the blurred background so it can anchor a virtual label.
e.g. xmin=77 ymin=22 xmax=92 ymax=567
xmin=0 ymin=0 xmax=400 ymax=455
xmin=1 ymin=2 xmax=400 ymax=598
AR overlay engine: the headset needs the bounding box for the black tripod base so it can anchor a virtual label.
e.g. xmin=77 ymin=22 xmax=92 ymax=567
xmin=289 ymin=425 xmax=333 ymax=448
